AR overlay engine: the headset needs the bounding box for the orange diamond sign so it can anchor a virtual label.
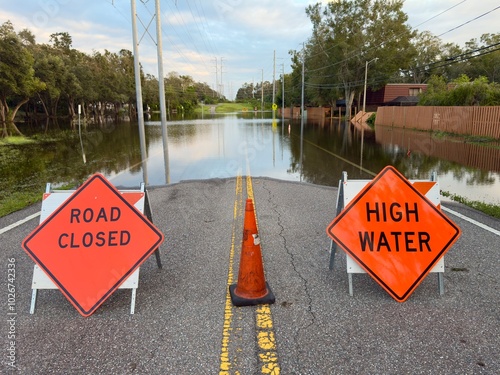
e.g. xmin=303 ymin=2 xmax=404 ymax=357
xmin=22 ymin=174 xmax=164 ymax=316
xmin=326 ymin=166 xmax=461 ymax=302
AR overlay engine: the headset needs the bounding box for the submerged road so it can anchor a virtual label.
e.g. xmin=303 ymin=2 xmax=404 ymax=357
xmin=0 ymin=176 xmax=499 ymax=374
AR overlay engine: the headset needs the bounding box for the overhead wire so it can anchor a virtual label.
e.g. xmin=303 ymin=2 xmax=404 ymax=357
xmin=162 ymin=0 xmax=212 ymax=73
xmin=435 ymin=5 xmax=500 ymax=40
xmin=303 ymin=3 xmax=500 ymax=90
xmin=191 ymin=0 xmax=220 ymax=57
xmin=306 ymin=42 xmax=500 ymax=91
xmin=305 ymin=2 xmax=498 ymax=77
xmin=135 ymin=0 xmax=219 ymax=84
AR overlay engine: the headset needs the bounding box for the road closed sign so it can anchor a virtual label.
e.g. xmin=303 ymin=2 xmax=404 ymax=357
xmin=22 ymin=174 xmax=164 ymax=316
xmin=326 ymin=166 xmax=461 ymax=302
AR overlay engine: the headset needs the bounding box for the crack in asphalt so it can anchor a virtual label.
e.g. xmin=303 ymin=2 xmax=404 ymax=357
xmin=261 ymin=181 xmax=316 ymax=368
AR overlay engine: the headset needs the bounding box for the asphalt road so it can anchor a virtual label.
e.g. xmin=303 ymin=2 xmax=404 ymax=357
xmin=0 ymin=177 xmax=498 ymax=374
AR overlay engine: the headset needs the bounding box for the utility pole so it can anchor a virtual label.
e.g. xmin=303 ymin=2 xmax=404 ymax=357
xmin=301 ymin=43 xmax=305 ymax=124
xmin=261 ymin=69 xmax=264 ymax=114
xmin=213 ymin=58 xmax=218 ymax=98
xmin=272 ymin=50 xmax=276 ymax=120
xmin=220 ymin=57 xmax=224 ymax=98
xmin=281 ymin=63 xmax=285 ymax=123
xmin=300 ymin=43 xmax=305 ymax=180
xmin=155 ymin=0 xmax=169 ymax=184
xmin=130 ymin=0 xmax=148 ymax=184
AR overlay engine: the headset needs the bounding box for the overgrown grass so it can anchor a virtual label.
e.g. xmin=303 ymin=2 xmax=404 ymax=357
xmin=441 ymin=191 xmax=500 ymax=219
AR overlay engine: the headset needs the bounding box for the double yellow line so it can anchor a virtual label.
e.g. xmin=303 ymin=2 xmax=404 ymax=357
xmin=219 ymin=174 xmax=280 ymax=374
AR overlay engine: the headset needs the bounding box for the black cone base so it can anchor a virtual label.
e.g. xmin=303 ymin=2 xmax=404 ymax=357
xmin=229 ymin=282 xmax=275 ymax=307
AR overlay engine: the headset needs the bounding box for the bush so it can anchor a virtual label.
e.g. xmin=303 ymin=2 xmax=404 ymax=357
xmin=418 ymin=75 xmax=500 ymax=106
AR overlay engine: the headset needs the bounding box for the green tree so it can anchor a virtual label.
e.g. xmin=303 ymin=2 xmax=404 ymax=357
xmin=438 ymin=42 xmax=465 ymax=81
xmin=287 ymin=50 xmax=306 ymax=107
xmin=296 ymin=0 xmax=416 ymax=113
xmin=275 ymin=73 xmax=295 ymax=108
xmin=463 ymin=33 xmax=500 ymax=83
xmin=235 ymin=82 xmax=255 ymax=101
xmin=142 ymin=74 xmax=160 ymax=111
xmin=0 ymin=21 xmax=45 ymax=136
xmin=405 ymin=31 xmax=443 ymax=83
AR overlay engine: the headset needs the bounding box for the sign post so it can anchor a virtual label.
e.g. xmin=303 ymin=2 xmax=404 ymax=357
xmin=22 ymin=174 xmax=164 ymax=316
xmin=326 ymin=166 xmax=461 ymax=302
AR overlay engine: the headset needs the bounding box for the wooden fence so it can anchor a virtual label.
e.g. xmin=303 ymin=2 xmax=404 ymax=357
xmin=375 ymin=106 xmax=500 ymax=139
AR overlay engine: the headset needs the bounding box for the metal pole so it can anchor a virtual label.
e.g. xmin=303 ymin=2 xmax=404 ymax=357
xmin=155 ymin=0 xmax=169 ymax=184
xmin=131 ymin=0 xmax=148 ymax=184
xmin=261 ymin=69 xmax=264 ymax=117
xmin=220 ymin=57 xmax=224 ymax=98
xmin=78 ymin=104 xmax=86 ymax=164
xmin=300 ymin=44 xmax=305 ymax=181
xmin=281 ymin=64 xmax=284 ymax=125
xmin=363 ymin=60 xmax=368 ymax=114
xmin=363 ymin=58 xmax=378 ymax=114
xmin=272 ymin=50 xmax=276 ymax=120
xmin=301 ymin=45 xmax=305 ymax=127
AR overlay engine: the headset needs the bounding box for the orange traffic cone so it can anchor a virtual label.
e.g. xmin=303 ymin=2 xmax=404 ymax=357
xmin=229 ymin=199 xmax=275 ymax=306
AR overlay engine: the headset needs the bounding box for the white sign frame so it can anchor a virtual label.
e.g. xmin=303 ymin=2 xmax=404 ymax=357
xmin=29 ymin=182 xmax=149 ymax=315
xmin=329 ymin=171 xmax=445 ymax=296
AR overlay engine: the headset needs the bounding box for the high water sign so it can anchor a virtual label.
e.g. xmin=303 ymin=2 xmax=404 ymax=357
xmin=327 ymin=166 xmax=461 ymax=302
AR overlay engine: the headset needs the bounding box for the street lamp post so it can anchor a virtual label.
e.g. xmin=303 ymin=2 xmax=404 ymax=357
xmin=362 ymin=58 xmax=378 ymax=114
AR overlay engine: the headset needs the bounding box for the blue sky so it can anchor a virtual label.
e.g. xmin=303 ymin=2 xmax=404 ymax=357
xmin=3 ymin=0 xmax=499 ymax=99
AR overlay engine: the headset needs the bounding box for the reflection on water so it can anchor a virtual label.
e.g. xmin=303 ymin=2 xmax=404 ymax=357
xmin=2 ymin=113 xmax=499 ymax=207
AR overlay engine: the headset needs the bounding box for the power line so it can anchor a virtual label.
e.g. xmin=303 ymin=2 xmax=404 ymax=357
xmin=435 ymin=5 xmax=500 ymax=40
xmin=304 ymin=3 xmax=499 ymax=76
xmin=305 ymin=43 xmax=500 ymax=91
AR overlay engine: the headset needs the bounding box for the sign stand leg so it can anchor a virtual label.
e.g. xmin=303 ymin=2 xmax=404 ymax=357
xmin=438 ymin=273 xmax=444 ymax=295
xmin=430 ymin=171 xmax=445 ymax=296
xmin=30 ymin=289 xmax=37 ymax=314
xmin=130 ymin=288 xmax=137 ymax=314
xmin=348 ymin=273 xmax=354 ymax=296
xmin=328 ymin=240 xmax=336 ymax=270
xmin=144 ymin=188 xmax=162 ymax=269
xmin=329 ymin=172 xmax=346 ymax=270
xmin=29 ymin=182 xmax=51 ymax=314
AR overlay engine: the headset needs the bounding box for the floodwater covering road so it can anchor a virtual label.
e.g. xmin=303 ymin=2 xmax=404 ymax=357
xmin=2 ymin=112 xmax=499 ymax=206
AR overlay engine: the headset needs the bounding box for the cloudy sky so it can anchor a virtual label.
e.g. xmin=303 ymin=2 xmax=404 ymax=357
xmin=3 ymin=0 xmax=499 ymax=99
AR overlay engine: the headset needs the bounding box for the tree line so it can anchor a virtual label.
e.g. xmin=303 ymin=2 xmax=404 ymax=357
xmin=235 ymin=1 xmax=500 ymax=112
xmin=0 ymin=21 xmax=220 ymax=138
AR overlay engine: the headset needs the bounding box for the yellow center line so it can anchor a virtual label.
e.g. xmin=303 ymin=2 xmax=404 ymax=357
xmin=219 ymin=174 xmax=242 ymax=375
xmin=246 ymin=174 xmax=281 ymax=375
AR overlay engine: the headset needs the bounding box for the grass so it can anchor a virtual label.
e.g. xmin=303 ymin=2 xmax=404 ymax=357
xmin=196 ymin=102 xmax=258 ymax=114
xmin=441 ymin=190 xmax=500 ymax=219
xmin=0 ymin=182 xmax=77 ymax=218
xmin=0 ymin=136 xmax=36 ymax=146
xmin=0 ymin=190 xmax=43 ymax=217
xmin=215 ymin=102 xmax=256 ymax=113
xmin=431 ymin=130 xmax=499 ymax=146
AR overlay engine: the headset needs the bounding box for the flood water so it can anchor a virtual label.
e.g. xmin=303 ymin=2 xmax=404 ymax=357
xmin=2 ymin=112 xmax=500 ymax=206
